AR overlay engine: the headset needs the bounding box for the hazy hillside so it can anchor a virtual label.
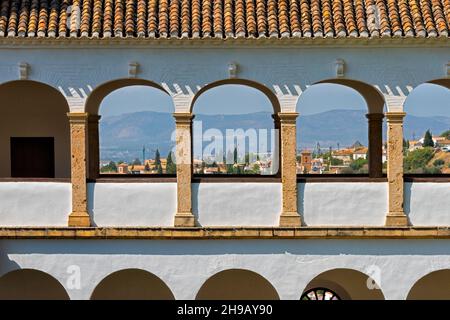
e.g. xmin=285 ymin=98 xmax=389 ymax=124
xmin=100 ymin=110 xmax=450 ymax=161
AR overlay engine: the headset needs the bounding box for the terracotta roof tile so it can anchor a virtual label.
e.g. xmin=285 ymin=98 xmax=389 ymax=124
xmin=81 ymin=0 xmax=92 ymax=37
xmin=387 ymin=0 xmax=403 ymax=36
xmin=147 ymin=0 xmax=157 ymax=36
xmin=299 ymin=0 xmax=312 ymax=36
xmin=57 ymin=0 xmax=67 ymax=36
xmin=181 ymin=0 xmax=190 ymax=37
xmin=256 ymin=0 xmax=267 ymax=36
xmin=224 ymin=0 xmax=234 ymax=37
xmin=18 ymin=0 xmax=29 ymax=37
xmin=246 ymin=0 xmax=257 ymax=37
xmin=267 ymin=0 xmax=278 ymax=37
xmin=92 ymin=0 xmax=103 ymax=36
xmin=235 ymin=0 xmax=245 ymax=37
xmin=103 ymin=0 xmax=114 ymax=37
xmin=278 ymin=0 xmax=290 ymax=37
xmin=169 ymin=0 xmax=179 ymax=37
xmin=158 ymin=0 xmax=168 ymax=37
xmin=191 ymin=0 xmax=200 ymax=37
xmin=213 ymin=0 xmax=223 ymax=37
xmin=398 ymin=0 xmax=414 ymax=36
xmin=201 ymin=0 xmax=212 ymax=37
xmin=0 ymin=0 xmax=447 ymax=39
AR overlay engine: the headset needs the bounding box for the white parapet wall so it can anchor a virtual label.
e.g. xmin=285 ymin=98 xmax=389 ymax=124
xmin=0 ymin=182 xmax=71 ymax=226
xmin=192 ymin=183 xmax=282 ymax=226
xmin=88 ymin=183 xmax=177 ymax=227
xmin=299 ymin=182 xmax=388 ymax=226
xmin=405 ymin=182 xmax=450 ymax=226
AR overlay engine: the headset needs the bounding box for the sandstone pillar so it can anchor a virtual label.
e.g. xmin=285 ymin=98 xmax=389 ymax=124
xmin=173 ymin=112 xmax=195 ymax=227
xmin=366 ymin=113 xmax=384 ymax=178
xmin=385 ymin=112 xmax=408 ymax=226
xmin=88 ymin=115 xmax=101 ymax=179
xmin=278 ymin=112 xmax=302 ymax=227
xmin=67 ymin=112 xmax=91 ymax=227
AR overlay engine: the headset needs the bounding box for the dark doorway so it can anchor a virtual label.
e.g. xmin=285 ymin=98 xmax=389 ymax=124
xmin=10 ymin=137 xmax=55 ymax=178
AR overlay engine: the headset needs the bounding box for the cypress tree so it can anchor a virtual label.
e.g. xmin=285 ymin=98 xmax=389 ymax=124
xmin=423 ymin=130 xmax=434 ymax=147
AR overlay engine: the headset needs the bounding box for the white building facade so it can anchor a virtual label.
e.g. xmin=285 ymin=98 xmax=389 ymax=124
xmin=0 ymin=0 xmax=449 ymax=300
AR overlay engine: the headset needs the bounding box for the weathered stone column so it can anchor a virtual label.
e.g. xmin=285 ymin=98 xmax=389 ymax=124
xmin=88 ymin=115 xmax=101 ymax=179
xmin=385 ymin=112 xmax=408 ymax=226
xmin=67 ymin=112 xmax=91 ymax=227
xmin=366 ymin=113 xmax=384 ymax=178
xmin=173 ymin=112 xmax=195 ymax=227
xmin=278 ymin=112 xmax=302 ymax=227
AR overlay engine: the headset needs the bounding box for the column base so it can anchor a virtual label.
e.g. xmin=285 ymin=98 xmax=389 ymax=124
xmin=174 ymin=213 xmax=196 ymax=227
xmin=385 ymin=212 xmax=409 ymax=227
xmin=68 ymin=212 xmax=91 ymax=227
xmin=279 ymin=212 xmax=303 ymax=227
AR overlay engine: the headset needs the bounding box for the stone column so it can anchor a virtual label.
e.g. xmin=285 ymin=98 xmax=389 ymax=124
xmin=366 ymin=113 xmax=384 ymax=178
xmin=173 ymin=112 xmax=195 ymax=227
xmin=88 ymin=115 xmax=101 ymax=179
xmin=278 ymin=112 xmax=302 ymax=227
xmin=385 ymin=112 xmax=408 ymax=226
xmin=67 ymin=112 xmax=91 ymax=227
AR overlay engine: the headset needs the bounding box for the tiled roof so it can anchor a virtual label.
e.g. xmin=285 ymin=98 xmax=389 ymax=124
xmin=0 ymin=0 xmax=448 ymax=39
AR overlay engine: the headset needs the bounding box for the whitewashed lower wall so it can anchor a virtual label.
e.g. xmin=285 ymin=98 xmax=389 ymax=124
xmin=2 ymin=239 xmax=450 ymax=300
xmin=192 ymin=183 xmax=282 ymax=226
xmin=405 ymin=183 xmax=450 ymax=226
xmin=299 ymin=183 xmax=388 ymax=226
xmin=0 ymin=182 xmax=71 ymax=226
xmin=88 ymin=183 xmax=177 ymax=227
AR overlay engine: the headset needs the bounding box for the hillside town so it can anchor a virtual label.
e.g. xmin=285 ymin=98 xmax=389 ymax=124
xmin=100 ymin=130 xmax=450 ymax=175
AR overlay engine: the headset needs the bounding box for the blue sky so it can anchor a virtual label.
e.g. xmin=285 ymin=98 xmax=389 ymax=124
xmin=100 ymin=83 xmax=449 ymax=117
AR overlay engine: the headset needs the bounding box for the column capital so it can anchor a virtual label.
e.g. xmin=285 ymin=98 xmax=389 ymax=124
xmin=173 ymin=112 xmax=195 ymax=124
xmin=385 ymin=112 xmax=406 ymax=123
xmin=67 ymin=112 xmax=89 ymax=124
xmin=277 ymin=112 xmax=299 ymax=124
xmin=366 ymin=113 xmax=385 ymax=121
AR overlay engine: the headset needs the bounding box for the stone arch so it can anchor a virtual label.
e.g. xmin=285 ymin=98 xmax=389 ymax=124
xmin=427 ymin=78 xmax=450 ymax=90
xmin=190 ymin=79 xmax=281 ymax=114
xmin=296 ymin=78 xmax=386 ymax=177
xmin=190 ymin=79 xmax=281 ymax=176
xmin=0 ymin=80 xmax=71 ymax=178
xmin=85 ymin=78 xmax=172 ymax=115
xmin=196 ymin=269 xmax=280 ymax=300
xmin=301 ymin=268 xmax=385 ymax=300
xmin=90 ymin=268 xmax=175 ymax=300
xmin=0 ymin=269 xmax=69 ymax=300
xmin=84 ymin=78 xmax=174 ymax=178
xmin=407 ymin=269 xmax=450 ymax=300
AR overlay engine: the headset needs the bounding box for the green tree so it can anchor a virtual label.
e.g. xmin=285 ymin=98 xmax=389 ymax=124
xmin=433 ymin=159 xmax=445 ymax=167
xmin=166 ymin=151 xmax=176 ymax=174
xmin=403 ymin=138 xmax=409 ymax=150
xmin=423 ymin=130 xmax=434 ymax=147
xmin=153 ymin=149 xmax=163 ymax=173
xmin=440 ymin=130 xmax=450 ymax=138
xmin=330 ymin=157 xmax=344 ymax=166
xmin=404 ymin=148 xmax=434 ymax=172
xmin=132 ymin=158 xmax=141 ymax=165
xmin=101 ymin=161 xmax=117 ymax=173
xmin=350 ymin=158 xmax=368 ymax=171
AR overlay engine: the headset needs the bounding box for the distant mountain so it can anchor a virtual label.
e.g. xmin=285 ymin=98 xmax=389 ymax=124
xmin=99 ymin=110 xmax=450 ymax=162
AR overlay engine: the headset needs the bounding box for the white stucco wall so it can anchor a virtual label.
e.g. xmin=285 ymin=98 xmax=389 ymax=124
xmin=405 ymin=182 xmax=450 ymax=226
xmin=193 ymin=183 xmax=281 ymax=226
xmin=299 ymin=183 xmax=388 ymax=226
xmin=0 ymin=182 xmax=70 ymax=226
xmin=1 ymin=239 xmax=450 ymax=300
xmin=88 ymin=183 xmax=177 ymax=227
xmin=0 ymin=46 xmax=447 ymax=112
